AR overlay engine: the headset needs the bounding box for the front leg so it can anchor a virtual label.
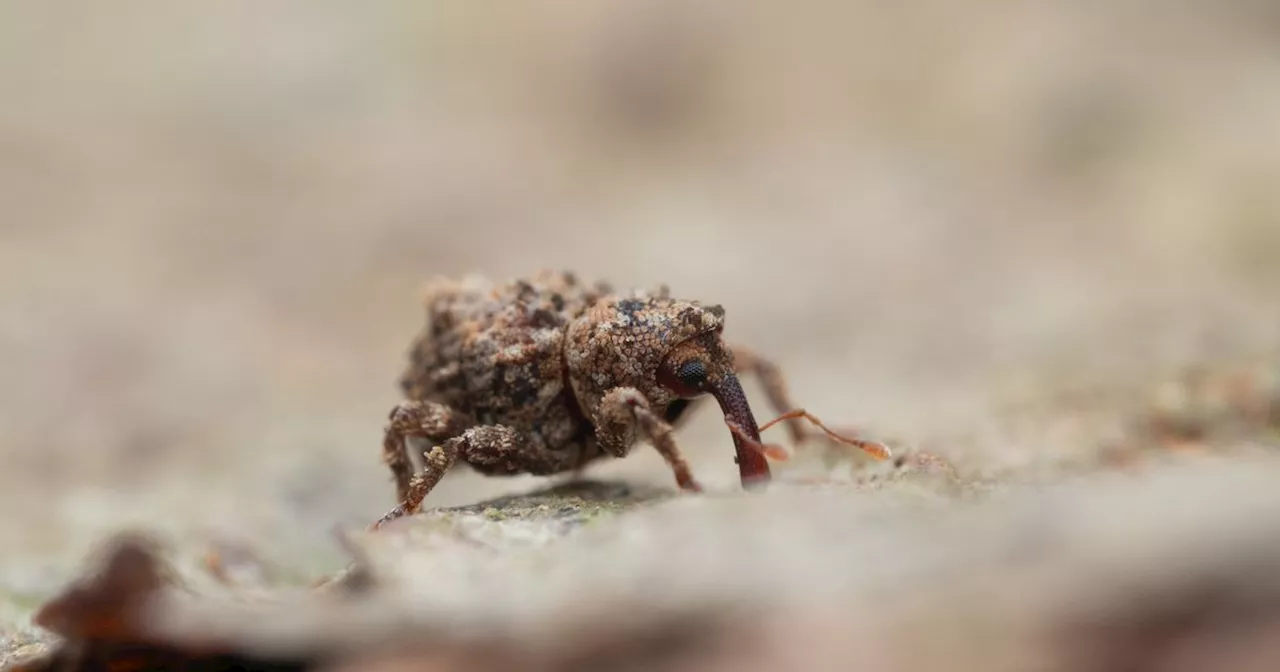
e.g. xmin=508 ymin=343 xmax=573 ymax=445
xmin=596 ymin=387 xmax=702 ymax=492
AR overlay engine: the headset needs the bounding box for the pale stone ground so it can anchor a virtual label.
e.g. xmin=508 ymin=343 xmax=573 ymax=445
xmin=2 ymin=2 xmax=1279 ymax=669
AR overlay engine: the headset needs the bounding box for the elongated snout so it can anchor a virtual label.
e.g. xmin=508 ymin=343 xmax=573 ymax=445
xmin=712 ymin=372 xmax=771 ymax=487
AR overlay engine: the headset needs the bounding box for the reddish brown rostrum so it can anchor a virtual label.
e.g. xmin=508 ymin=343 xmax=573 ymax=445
xmin=372 ymin=270 xmax=886 ymax=529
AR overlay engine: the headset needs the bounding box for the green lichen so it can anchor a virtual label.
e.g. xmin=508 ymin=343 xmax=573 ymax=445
xmin=440 ymin=480 xmax=673 ymax=527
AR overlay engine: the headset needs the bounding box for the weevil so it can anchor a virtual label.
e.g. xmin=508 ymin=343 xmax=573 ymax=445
xmin=372 ymin=270 xmax=887 ymax=528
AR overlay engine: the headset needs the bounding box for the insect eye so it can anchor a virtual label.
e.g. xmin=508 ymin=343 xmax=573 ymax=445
xmin=677 ymin=360 xmax=708 ymax=389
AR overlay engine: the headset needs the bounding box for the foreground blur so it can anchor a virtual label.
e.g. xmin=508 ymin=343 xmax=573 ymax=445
xmin=2 ymin=2 xmax=1279 ymax=668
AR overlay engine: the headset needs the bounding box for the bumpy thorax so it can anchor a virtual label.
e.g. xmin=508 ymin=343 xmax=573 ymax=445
xmin=564 ymin=296 xmax=721 ymax=418
xmin=564 ymin=295 xmax=771 ymax=485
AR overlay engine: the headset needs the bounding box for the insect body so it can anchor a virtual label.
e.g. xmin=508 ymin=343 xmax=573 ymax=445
xmin=373 ymin=270 xmax=815 ymax=528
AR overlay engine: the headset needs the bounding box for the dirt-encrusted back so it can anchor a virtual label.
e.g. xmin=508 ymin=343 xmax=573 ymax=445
xmin=398 ymin=270 xmax=612 ymax=448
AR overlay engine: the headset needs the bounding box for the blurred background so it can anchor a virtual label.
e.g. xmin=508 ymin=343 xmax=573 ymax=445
xmin=2 ymin=0 xmax=1279 ymax=604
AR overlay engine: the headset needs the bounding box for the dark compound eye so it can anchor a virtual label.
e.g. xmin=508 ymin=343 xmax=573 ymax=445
xmin=677 ymin=360 xmax=708 ymax=389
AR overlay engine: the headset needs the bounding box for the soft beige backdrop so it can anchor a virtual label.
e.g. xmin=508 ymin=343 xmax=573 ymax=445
xmin=2 ymin=0 xmax=1278 ymax=603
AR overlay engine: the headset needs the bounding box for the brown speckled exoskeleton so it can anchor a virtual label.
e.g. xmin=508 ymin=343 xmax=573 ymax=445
xmin=371 ymin=270 xmax=883 ymax=529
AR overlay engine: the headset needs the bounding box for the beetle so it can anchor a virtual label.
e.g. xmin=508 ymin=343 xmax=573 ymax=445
xmin=371 ymin=270 xmax=886 ymax=528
